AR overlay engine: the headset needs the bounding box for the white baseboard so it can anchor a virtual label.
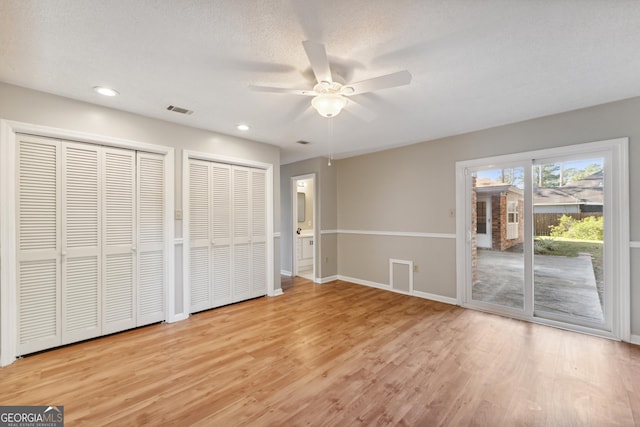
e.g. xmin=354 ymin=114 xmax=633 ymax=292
xmin=630 ymin=334 xmax=640 ymax=345
xmin=317 ymin=275 xmax=338 ymax=284
xmin=167 ymin=313 xmax=189 ymax=323
xmin=412 ymin=290 xmax=457 ymax=306
xmin=271 ymin=288 xmax=284 ymax=297
xmin=339 ymin=275 xmax=390 ymax=290
xmin=289 ymin=272 xmax=458 ymax=307
xmin=280 ymin=270 xmax=292 ymax=276
xmin=337 ymin=275 xmax=457 ymax=306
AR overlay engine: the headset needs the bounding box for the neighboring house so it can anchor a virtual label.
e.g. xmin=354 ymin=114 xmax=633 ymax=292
xmin=473 ymin=177 xmax=524 ymax=251
xmin=534 ymin=171 xmax=603 ymax=214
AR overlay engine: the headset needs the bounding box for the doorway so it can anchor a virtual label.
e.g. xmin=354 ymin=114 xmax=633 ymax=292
xmin=456 ymin=138 xmax=629 ymax=339
xmin=476 ymin=196 xmax=492 ymax=248
xmin=292 ymin=174 xmax=316 ymax=281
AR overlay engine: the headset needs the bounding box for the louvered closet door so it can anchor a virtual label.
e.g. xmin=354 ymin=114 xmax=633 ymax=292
xmin=61 ymin=142 xmax=101 ymax=344
xmin=189 ymin=159 xmax=212 ymax=312
xmin=232 ymin=166 xmax=251 ymax=303
xmin=137 ymin=152 xmax=165 ymax=326
xmin=211 ymin=163 xmax=232 ymax=307
xmin=250 ymin=169 xmax=267 ymax=297
xmin=17 ymin=135 xmax=62 ymax=355
xmin=102 ymin=147 xmax=136 ymax=334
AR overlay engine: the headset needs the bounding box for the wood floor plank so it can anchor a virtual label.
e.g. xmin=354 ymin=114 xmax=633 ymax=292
xmin=0 ymin=277 xmax=638 ymax=426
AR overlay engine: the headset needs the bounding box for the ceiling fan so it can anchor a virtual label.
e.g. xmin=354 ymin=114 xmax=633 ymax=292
xmin=249 ymin=40 xmax=412 ymax=119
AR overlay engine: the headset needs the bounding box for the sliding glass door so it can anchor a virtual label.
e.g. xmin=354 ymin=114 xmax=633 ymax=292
xmin=532 ymin=155 xmax=608 ymax=329
xmin=457 ymin=139 xmax=627 ymax=338
xmin=469 ymin=164 xmax=527 ymax=313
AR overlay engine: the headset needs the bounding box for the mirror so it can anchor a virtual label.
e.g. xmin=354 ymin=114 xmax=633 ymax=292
xmin=297 ymin=192 xmax=305 ymax=222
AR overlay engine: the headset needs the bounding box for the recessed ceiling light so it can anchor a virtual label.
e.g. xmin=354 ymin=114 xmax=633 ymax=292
xmin=93 ymin=86 xmax=119 ymax=97
xmin=236 ymin=124 xmax=250 ymax=131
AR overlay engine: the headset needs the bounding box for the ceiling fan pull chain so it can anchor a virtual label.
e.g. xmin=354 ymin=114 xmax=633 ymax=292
xmin=327 ymin=117 xmax=334 ymax=166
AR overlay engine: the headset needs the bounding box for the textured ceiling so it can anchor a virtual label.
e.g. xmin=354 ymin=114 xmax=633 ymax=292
xmin=2 ymin=0 xmax=640 ymax=164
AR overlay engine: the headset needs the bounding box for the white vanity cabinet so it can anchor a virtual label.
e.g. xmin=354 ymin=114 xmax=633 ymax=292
xmin=296 ymin=234 xmax=313 ymax=268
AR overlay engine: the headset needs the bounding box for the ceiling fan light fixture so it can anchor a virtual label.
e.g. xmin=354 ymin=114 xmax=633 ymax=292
xmin=311 ymin=94 xmax=347 ymax=118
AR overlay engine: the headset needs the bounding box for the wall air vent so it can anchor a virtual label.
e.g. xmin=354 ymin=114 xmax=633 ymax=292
xmin=296 ymin=140 xmax=311 ymax=145
xmin=166 ymin=105 xmax=194 ymax=115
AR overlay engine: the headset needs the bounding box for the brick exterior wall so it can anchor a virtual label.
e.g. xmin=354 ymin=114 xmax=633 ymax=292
xmin=491 ymin=192 xmax=524 ymax=251
xmin=491 ymin=194 xmax=502 ymax=250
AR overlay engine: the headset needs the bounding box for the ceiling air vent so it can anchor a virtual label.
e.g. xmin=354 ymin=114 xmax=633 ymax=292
xmin=296 ymin=140 xmax=311 ymax=145
xmin=166 ymin=105 xmax=194 ymax=115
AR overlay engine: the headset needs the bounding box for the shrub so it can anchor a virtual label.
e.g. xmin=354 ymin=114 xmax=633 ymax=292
xmin=549 ymin=215 xmax=603 ymax=241
xmin=534 ymin=238 xmax=558 ymax=255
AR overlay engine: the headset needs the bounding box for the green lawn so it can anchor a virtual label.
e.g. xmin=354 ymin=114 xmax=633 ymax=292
xmin=534 ymin=237 xmax=604 ymax=303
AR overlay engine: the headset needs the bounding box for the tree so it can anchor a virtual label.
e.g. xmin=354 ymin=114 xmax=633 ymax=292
xmin=549 ymin=215 xmax=603 ymax=241
xmin=534 ymin=163 xmax=560 ymax=187
xmin=498 ymin=167 xmax=524 ymax=187
xmin=567 ymin=163 xmax=602 ymax=183
xmin=562 ymin=167 xmax=579 ymax=185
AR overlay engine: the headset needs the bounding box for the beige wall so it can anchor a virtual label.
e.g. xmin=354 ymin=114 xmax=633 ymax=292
xmin=0 ymin=82 xmax=282 ymax=319
xmin=281 ymin=157 xmax=337 ymax=279
xmin=336 ymin=96 xmax=640 ymax=336
xmin=338 ymin=234 xmax=456 ymax=298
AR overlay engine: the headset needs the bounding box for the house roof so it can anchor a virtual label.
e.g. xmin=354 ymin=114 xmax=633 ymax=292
xmin=476 ymin=172 xmax=603 ymax=205
xmin=534 ymin=171 xmax=603 ymax=205
xmin=475 ymin=178 xmax=523 ymax=195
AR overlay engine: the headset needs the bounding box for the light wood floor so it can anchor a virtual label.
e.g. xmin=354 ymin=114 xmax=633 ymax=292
xmin=1 ymin=278 xmax=639 ymax=426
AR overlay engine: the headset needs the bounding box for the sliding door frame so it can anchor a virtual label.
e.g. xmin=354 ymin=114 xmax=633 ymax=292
xmin=455 ymin=138 xmax=629 ymax=341
xmin=458 ymin=159 xmax=533 ymax=320
xmin=0 ymin=120 xmax=175 ymax=366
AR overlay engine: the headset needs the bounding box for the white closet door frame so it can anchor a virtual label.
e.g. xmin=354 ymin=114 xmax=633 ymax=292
xmin=0 ymin=120 xmax=175 ymax=367
xmin=182 ymin=150 xmax=275 ymax=316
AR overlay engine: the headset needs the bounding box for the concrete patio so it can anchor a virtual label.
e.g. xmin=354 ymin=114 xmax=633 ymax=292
xmin=472 ymin=249 xmax=603 ymax=322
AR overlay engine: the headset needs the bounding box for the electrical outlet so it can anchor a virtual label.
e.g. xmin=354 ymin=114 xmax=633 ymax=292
xmin=175 ymin=209 xmax=183 ymax=220
xmin=413 ymin=264 xmax=418 ymax=273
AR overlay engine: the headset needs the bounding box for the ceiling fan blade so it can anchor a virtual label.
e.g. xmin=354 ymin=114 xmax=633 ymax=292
xmin=286 ymin=98 xmax=315 ymax=123
xmin=302 ymin=40 xmax=333 ymax=84
xmin=343 ymin=70 xmax=412 ymax=95
xmin=345 ymin=98 xmax=377 ymax=122
xmin=248 ymin=85 xmax=315 ymax=96
xmin=292 ymin=0 xmax=323 ymax=43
